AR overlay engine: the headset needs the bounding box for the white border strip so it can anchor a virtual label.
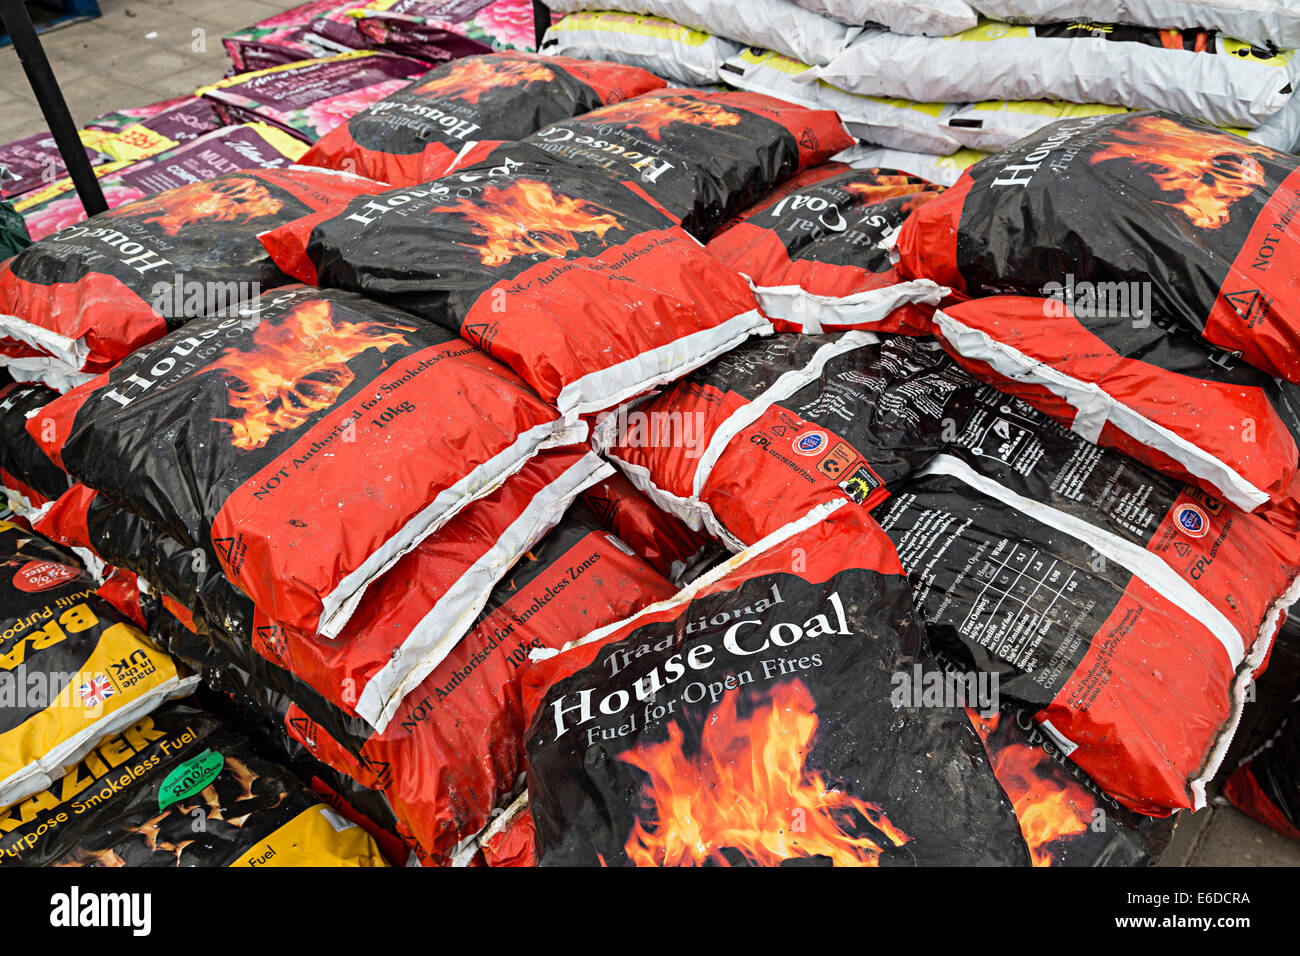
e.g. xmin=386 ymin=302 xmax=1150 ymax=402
xmin=318 ymin=418 xmax=584 ymax=638
xmin=355 ymin=451 xmax=612 ymax=731
xmin=935 ymin=309 xmax=1269 ymax=512
xmin=554 ymin=309 xmax=772 ymax=422
xmin=749 ymin=277 xmax=944 ymax=334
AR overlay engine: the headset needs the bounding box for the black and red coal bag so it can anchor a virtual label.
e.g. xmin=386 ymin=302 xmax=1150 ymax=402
xmin=521 ymin=501 xmax=1033 ymax=866
xmin=521 ymin=87 xmax=856 ymax=239
xmin=299 ymin=52 xmax=666 ymax=186
xmin=0 ymin=382 xmax=72 ymax=508
xmin=1224 ymin=692 xmax=1300 ymax=841
xmin=706 ymin=166 xmax=946 ymax=334
xmin=30 ymin=285 xmax=579 ymax=639
xmin=200 ymin=446 xmax=613 ymax=734
xmin=0 ymin=166 xmax=382 ymax=383
xmin=281 ymin=503 xmax=678 ymax=865
xmin=597 ymin=333 xmax=981 ymax=549
xmin=896 ymin=111 xmax=1300 ymax=386
xmin=929 ymin=294 xmax=1300 ymax=521
xmin=260 ymin=158 xmax=769 ymax=419
xmin=580 ymin=469 xmax=716 ymax=584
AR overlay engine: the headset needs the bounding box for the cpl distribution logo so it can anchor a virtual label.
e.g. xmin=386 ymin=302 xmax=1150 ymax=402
xmin=1174 ymin=503 xmax=1210 ymax=539
xmin=792 ymin=430 xmax=828 ymax=456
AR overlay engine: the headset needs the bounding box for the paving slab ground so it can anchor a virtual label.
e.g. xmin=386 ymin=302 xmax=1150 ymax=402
xmin=1 ymin=0 xmax=287 ymax=143
xmin=2 ymin=0 xmax=1299 ymax=870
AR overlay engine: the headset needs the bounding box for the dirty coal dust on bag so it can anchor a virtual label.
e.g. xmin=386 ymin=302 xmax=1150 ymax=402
xmin=522 ymin=502 xmax=1034 ymax=866
xmin=30 ymin=285 xmax=579 ymax=640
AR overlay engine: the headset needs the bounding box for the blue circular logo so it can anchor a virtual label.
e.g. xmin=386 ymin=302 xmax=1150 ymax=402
xmin=793 ymin=431 xmax=827 ymax=456
xmin=1175 ymin=504 xmax=1209 ymax=538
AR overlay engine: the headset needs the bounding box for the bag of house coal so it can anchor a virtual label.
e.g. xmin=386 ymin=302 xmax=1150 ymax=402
xmin=0 ymin=701 xmax=389 ymax=865
xmin=40 ymin=446 xmax=612 ymax=740
xmin=0 ymin=525 xmax=196 ymax=809
xmin=926 ymin=293 xmax=1300 ymax=522
xmin=223 ymin=0 xmax=374 ymax=72
xmin=967 ymin=701 xmax=1176 ymax=865
xmin=299 ymin=52 xmax=666 ymax=186
xmin=260 ymin=156 xmax=769 ymax=418
xmin=580 ymin=470 xmax=719 ymax=584
xmin=17 ymin=124 xmax=310 ymax=245
xmin=1224 ymin=691 xmax=1300 ymax=840
xmin=522 ymin=500 xmax=1030 ymax=865
xmin=83 ymin=446 xmax=595 ymax=736
xmin=706 ymin=167 xmax=946 ymax=334
xmin=283 ymin=503 xmax=678 ymax=864
xmin=197 ymin=447 xmax=612 ymax=734
xmin=900 ymin=111 xmax=1300 ymax=384
xmin=0 ymin=165 xmax=382 ymax=386
xmin=34 ymin=484 xmax=209 ymax=612
xmin=933 ymin=377 xmax=1300 ymax=658
xmin=818 ymin=20 xmax=1300 ymax=130
xmin=198 ymin=51 xmax=428 ymax=143
xmin=719 ymin=48 xmax=963 ymax=155
xmin=873 ymin=456 xmax=1286 ymax=814
xmin=33 ymin=285 xmax=580 ymax=639
xmin=969 ymin=0 xmax=1300 ymax=49
xmin=540 ymin=11 xmax=743 ymax=86
xmin=0 ymin=382 xmax=73 ymax=511
xmin=521 ymin=87 xmax=856 ymax=239
xmin=598 ymin=333 xmax=983 ymax=548
xmin=545 ymin=0 xmax=863 ymax=65
xmin=794 ymin=0 xmax=978 ymax=34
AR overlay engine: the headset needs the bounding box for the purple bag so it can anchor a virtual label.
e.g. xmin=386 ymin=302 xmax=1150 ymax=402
xmin=198 ymin=50 xmax=428 ymax=142
xmin=0 ymin=132 xmax=110 ymax=201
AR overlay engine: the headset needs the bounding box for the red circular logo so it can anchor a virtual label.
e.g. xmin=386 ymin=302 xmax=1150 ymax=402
xmin=13 ymin=560 xmax=80 ymax=593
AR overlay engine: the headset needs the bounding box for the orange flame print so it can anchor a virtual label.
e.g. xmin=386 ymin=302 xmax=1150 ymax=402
xmin=205 ymin=299 xmax=414 ymax=450
xmin=589 ymin=94 xmax=742 ymax=141
xmin=431 ymin=179 xmax=624 ymax=267
xmin=968 ymin=710 xmax=1095 ymax=866
xmin=843 ymin=176 xmax=938 ymax=210
xmin=617 ymin=679 xmax=910 ymax=866
xmin=415 ymin=56 xmax=554 ymax=104
xmin=120 ymin=177 xmax=285 ymax=236
xmin=1090 ymin=116 xmax=1271 ymax=229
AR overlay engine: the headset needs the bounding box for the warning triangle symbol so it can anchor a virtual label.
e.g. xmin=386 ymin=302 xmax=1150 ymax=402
xmin=588 ymin=495 xmax=615 ymax=523
xmin=1224 ymin=289 xmax=1263 ymax=322
xmin=256 ymin=625 xmax=282 ymax=654
xmin=771 ymin=425 xmax=787 ymax=437
xmin=799 ymin=129 xmax=818 ymax=151
xmin=213 ymin=536 xmax=236 ymax=565
xmin=464 ymin=323 xmax=494 ymax=349
xmin=1174 ymin=541 xmax=1191 ymax=558
xmin=289 ymin=716 xmax=312 ymax=736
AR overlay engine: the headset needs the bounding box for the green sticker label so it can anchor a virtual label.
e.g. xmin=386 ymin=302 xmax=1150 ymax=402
xmin=158 ymin=749 xmax=224 ymax=811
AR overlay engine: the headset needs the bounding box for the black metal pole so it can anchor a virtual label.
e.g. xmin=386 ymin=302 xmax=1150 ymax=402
xmin=0 ymin=0 xmax=106 ymax=215
xmin=533 ymin=1 xmax=551 ymax=51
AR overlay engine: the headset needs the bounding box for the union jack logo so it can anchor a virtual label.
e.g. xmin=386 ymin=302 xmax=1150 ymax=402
xmin=79 ymin=674 xmax=115 ymax=708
